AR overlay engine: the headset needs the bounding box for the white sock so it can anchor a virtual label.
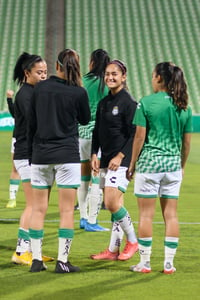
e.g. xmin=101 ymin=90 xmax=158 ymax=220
xmin=16 ymin=239 xmax=30 ymax=253
xmin=58 ymin=238 xmax=72 ymax=263
xmin=164 ymin=236 xmax=179 ymax=267
xmin=138 ymin=237 xmax=152 ymax=264
xmin=9 ymin=180 xmax=20 ymax=200
xmin=88 ymin=183 xmax=102 ymax=224
xmin=108 ymin=221 xmax=124 ymax=253
xmin=16 ymin=228 xmax=30 ymax=253
xmin=119 ymin=212 xmax=137 ymax=243
xmin=30 ymin=238 xmax=43 ymax=260
xmin=78 ymin=180 xmax=90 ymax=219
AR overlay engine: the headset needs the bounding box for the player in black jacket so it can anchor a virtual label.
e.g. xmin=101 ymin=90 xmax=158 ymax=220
xmin=90 ymin=60 xmax=138 ymax=261
xmin=6 ymin=90 xmax=21 ymax=208
xmin=11 ymin=52 xmax=48 ymax=266
xmin=28 ymin=49 xmax=90 ymax=273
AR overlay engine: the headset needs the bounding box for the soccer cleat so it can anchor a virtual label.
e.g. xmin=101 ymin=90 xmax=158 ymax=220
xmin=118 ymin=241 xmax=138 ymax=261
xmin=90 ymin=248 xmax=119 ymax=260
xmin=80 ymin=218 xmax=88 ymax=229
xmin=30 ymin=259 xmax=47 ymax=272
xmin=101 ymin=201 xmax=107 ymax=210
xmin=74 ymin=204 xmax=79 ymax=210
xmin=6 ymin=199 xmax=16 ymax=208
xmin=55 ymin=260 xmax=80 ymax=273
xmin=163 ymin=262 xmax=176 ymax=274
xmin=130 ymin=262 xmax=151 ymax=273
xmin=12 ymin=251 xmax=32 ymax=266
xmin=85 ymin=222 xmax=110 ymax=232
xmin=42 ymin=255 xmax=54 ymax=262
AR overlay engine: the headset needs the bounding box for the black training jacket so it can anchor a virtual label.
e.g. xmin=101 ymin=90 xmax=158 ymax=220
xmin=7 ymin=97 xmax=16 ymax=138
xmin=14 ymin=83 xmax=34 ymax=159
xmin=27 ymin=76 xmax=91 ymax=164
xmin=92 ymin=88 xmax=137 ymax=168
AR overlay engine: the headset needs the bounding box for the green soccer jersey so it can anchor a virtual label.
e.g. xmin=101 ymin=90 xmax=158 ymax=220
xmin=133 ymin=91 xmax=193 ymax=173
xmin=78 ymin=75 xmax=109 ymax=139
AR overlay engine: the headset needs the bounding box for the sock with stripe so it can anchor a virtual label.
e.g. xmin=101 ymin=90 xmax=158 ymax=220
xmin=164 ymin=236 xmax=179 ymax=268
xmin=108 ymin=214 xmax=124 ymax=253
xmin=78 ymin=176 xmax=91 ymax=219
xmin=58 ymin=228 xmax=74 ymax=263
xmin=16 ymin=228 xmax=30 ymax=254
xmin=29 ymin=228 xmax=44 ymax=260
xmin=138 ymin=237 xmax=152 ymax=265
xmin=88 ymin=175 xmax=102 ymax=224
xmin=9 ymin=179 xmax=20 ymax=200
xmin=112 ymin=207 xmax=137 ymax=243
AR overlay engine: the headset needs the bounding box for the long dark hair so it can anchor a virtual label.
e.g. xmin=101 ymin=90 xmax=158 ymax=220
xmin=13 ymin=52 xmax=44 ymax=85
xmin=154 ymin=62 xmax=188 ymax=110
xmin=57 ymin=49 xmax=82 ymax=86
xmin=85 ymin=49 xmax=110 ymax=93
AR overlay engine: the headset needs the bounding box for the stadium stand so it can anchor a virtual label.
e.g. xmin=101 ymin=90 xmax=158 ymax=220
xmin=0 ymin=0 xmax=46 ymax=110
xmin=65 ymin=0 xmax=199 ymax=115
xmin=0 ymin=0 xmax=199 ymax=123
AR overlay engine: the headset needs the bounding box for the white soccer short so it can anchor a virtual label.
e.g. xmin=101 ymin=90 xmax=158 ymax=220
xmin=79 ymin=138 xmax=92 ymax=162
xmin=14 ymin=159 xmax=30 ymax=182
xmin=11 ymin=137 xmax=16 ymax=154
xmin=79 ymin=138 xmax=101 ymax=162
xmin=134 ymin=170 xmax=182 ymax=199
xmin=31 ymin=163 xmax=81 ymax=189
xmin=99 ymin=166 xmax=129 ymax=193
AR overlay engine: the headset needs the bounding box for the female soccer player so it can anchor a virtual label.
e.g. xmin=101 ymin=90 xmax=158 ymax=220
xmin=28 ymin=49 xmax=90 ymax=273
xmin=78 ymin=49 xmax=110 ymax=232
xmin=127 ymin=62 xmax=192 ymax=274
xmin=11 ymin=52 xmax=48 ymax=265
xmin=90 ymin=60 xmax=138 ymax=261
xmin=6 ymin=90 xmax=20 ymax=208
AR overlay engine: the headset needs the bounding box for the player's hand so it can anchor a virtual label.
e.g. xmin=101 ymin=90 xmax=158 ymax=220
xmin=126 ymin=164 xmax=135 ymax=181
xmin=91 ymin=154 xmax=99 ymax=173
xmin=7 ymin=90 xmax=14 ymax=98
xmin=108 ymin=153 xmax=124 ymax=171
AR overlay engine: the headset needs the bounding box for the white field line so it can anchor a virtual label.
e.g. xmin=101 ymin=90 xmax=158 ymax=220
xmin=0 ymin=218 xmax=200 ymax=225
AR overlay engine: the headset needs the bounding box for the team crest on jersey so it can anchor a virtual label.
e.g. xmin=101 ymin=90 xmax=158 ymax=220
xmin=112 ymin=106 xmax=119 ymax=115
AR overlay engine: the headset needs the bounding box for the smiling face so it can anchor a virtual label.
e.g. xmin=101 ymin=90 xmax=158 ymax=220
xmin=104 ymin=63 xmax=126 ymax=94
xmin=25 ymin=61 xmax=47 ymax=85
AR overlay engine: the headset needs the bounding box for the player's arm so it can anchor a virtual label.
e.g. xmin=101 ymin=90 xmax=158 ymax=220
xmin=181 ymin=133 xmax=192 ymax=169
xmin=127 ymin=125 xmax=146 ymax=180
xmin=6 ymin=90 xmax=15 ymax=117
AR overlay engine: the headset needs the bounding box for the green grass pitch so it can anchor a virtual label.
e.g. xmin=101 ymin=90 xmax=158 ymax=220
xmin=0 ymin=132 xmax=199 ymax=300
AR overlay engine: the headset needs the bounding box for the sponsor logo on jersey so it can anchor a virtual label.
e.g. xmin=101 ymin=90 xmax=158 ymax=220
xmin=110 ymin=176 xmax=117 ymax=183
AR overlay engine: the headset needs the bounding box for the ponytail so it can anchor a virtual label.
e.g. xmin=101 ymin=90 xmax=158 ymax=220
xmin=86 ymin=49 xmax=110 ymax=93
xmin=168 ymin=66 xmax=188 ymax=110
xmin=13 ymin=52 xmax=44 ymax=85
xmin=154 ymin=62 xmax=188 ymax=110
xmin=57 ymin=49 xmax=82 ymax=86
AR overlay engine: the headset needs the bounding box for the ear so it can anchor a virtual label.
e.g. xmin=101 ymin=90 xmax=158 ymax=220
xmin=121 ymin=73 xmax=127 ymax=82
xmin=156 ymin=75 xmax=162 ymax=83
xmin=24 ymin=70 xmax=30 ymax=78
xmin=56 ymin=62 xmax=59 ymax=71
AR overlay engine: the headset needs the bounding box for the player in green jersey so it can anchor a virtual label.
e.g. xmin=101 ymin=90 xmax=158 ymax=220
xmin=78 ymin=49 xmax=110 ymax=232
xmin=127 ymin=62 xmax=192 ymax=274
